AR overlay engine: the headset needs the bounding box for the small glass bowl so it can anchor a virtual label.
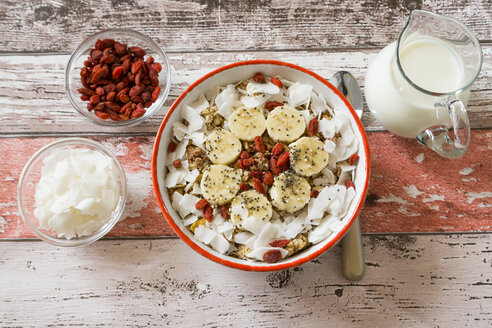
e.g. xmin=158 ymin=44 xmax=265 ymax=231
xmin=65 ymin=28 xmax=171 ymax=127
xmin=17 ymin=138 xmax=128 ymax=246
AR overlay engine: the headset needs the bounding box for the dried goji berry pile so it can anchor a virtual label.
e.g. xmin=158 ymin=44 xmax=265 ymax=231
xmin=78 ymin=38 xmax=162 ymax=121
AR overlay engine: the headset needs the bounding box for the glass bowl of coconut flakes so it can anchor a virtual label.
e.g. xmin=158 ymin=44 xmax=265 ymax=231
xmin=18 ymin=138 xmax=127 ymax=246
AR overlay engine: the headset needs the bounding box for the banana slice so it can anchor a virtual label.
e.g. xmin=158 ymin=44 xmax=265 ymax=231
xmin=266 ymin=105 xmax=306 ymax=143
xmin=200 ymin=164 xmax=241 ymax=205
xmin=229 ymin=106 xmax=267 ymax=141
xmin=231 ymin=190 xmax=272 ymax=230
xmin=289 ymin=137 xmax=329 ymax=176
xmin=204 ymin=129 xmax=242 ymax=165
xmin=270 ymin=172 xmax=311 ymax=213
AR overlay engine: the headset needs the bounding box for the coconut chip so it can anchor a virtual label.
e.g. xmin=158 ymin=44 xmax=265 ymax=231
xmin=308 ymin=214 xmax=336 ymax=244
xmin=299 ymin=109 xmax=314 ymax=125
xmin=183 ymin=214 xmax=199 ymax=226
xmin=288 ymin=82 xmax=312 ymax=107
xmin=241 ymin=216 xmax=268 ymax=235
xmin=182 ymin=105 xmax=205 ymax=133
xmin=216 ymin=85 xmax=240 ymax=118
xmin=194 ymin=225 xmax=216 ymax=244
xmin=191 ymin=93 xmax=209 ymax=113
xmin=235 ymin=231 xmax=254 ymax=244
xmin=253 ymin=222 xmax=283 ymax=249
xmin=318 ymin=118 xmax=336 ymax=139
xmin=172 ymin=122 xmax=189 ymax=141
xmin=246 ymin=81 xmax=280 ymax=95
xmin=241 ymin=94 xmax=270 ymax=108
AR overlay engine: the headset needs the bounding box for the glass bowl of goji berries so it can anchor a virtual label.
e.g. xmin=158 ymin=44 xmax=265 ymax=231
xmin=65 ymin=28 xmax=171 ymax=127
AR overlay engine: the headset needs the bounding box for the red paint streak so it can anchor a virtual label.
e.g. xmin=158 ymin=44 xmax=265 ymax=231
xmin=360 ymin=131 xmax=492 ymax=233
xmin=1 ymin=131 xmax=491 ymax=239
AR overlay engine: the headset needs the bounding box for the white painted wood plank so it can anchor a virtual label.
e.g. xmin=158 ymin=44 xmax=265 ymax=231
xmin=1 ymin=234 xmax=491 ymax=327
xmin=0 ymin=47 xmax=491 ymax=135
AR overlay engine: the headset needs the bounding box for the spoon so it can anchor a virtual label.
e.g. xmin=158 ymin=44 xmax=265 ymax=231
xmin=330 ymin=71 xmax=365 ymax=280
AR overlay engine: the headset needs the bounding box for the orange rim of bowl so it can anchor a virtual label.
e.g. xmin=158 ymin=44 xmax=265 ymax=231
xmin=152 ymin=60 xmax=370 ymax=271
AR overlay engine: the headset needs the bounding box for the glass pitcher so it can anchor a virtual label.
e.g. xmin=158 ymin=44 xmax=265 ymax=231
xmin=364 ymin=10 xmax=482 ymax=158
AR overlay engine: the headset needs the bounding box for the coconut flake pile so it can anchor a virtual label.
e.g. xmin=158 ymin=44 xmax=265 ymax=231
xmin=166 ymin=75 xmax=359 ymax=261
xmin=33 ymin=148 xmax=121 ymax=239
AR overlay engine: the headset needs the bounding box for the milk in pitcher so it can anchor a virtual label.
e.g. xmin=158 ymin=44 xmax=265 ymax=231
xmin=365 ymin=34 xmax=469 ymax=138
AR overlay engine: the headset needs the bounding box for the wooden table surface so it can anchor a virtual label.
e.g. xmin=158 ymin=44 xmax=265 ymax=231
xmin=1 ymin=1 xmax=491 ymax=327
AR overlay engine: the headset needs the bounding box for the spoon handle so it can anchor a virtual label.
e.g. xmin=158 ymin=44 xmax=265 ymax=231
xmin=342 ymin=217 xmax=365 ymax=280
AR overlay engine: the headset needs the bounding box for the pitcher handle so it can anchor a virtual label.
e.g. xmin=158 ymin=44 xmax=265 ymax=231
xmin=416 ymin=96 xmax=470 ymax=159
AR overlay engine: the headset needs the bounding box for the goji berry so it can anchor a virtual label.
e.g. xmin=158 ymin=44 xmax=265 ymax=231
xmin=94 ymin=39 xmax=103 ymax=51
xmin=122 ymin=59 xmax=131 ymax=74
xmin=94 ymin=111 xmax=109 ymax=120
xmin=152 ymin=86 xmax=161 ymax=102
xmin=203 ymin=205 xmax=213 ymax=222
xmin=129 ymin=46 xmax=146 ymax=57
xmin=269 ymin=239 xmax=290 ymax=248
xmin=239 ymin=183 xmax=250 ymax=191
xmin=237 ymin=159 xmax=246 ymax=170
xmin=129 ymin=85 xmax=144 ymax=97
xmin=145 ymin=56 xmax=154 ymax=64
xmin=263 ymin=249 xmax=282 ymax=263
xmin=252 ymin=178 xmax=265 ymax=194
xmin=253 ymin=72 xmax=265 ymax=83
xmin=277 ymin=151 xmax=290 ymax=167
xmin=112 ymin=66 xmax=123 ymax=79
xmin=242 ymin=158 xmax=255 ymax=167
xmin=114 ymin=42 xmax=127 ymax=55
xmin=77 ymin=87 xmax=96 ymax=96
xmin=270 ymin=157 xmax=281 ymax=176
xmin=263 ymin=171 xmax=274 ymax=186
xmin=131 ymin=108 xmax=146 ymax=118
xmin=101 ymin=39 xmax=115 ymax=49
xmin=89 ymin=94 xmax=100 ymax=105
xmin=264 ymin=101 xmax=284 ymax=111
xmin=249 ymin=171 xmax=263 ymax=179
xmin=141 ymin=92 xmax=151 ymax=103
xmin=240 ymin=151 xmax=250 ymax=160
xmin=272 ymin=143 xmax=284 ymax=156
xmin=270 ymin=77 xmax=283 ymax=88
xmin=106 ymin=92 xmax=116 ymax=102
xmin=173 ymin=160 xmax=182 ymax=169
xmin=151 ymin=62 xmax=162 ymax=73
xmin=168 ymin=141 xmax=177 ymax=153
xmin=308 ymin=117 xmax=319 ymax=136
xmin=119 ymin=102 xmax=131 ymax=113
xmin=131 ymin=61 xmax=142 ymax=74
xmin=195 ymin=199 xmax=208 ymax=210
xmin=345 ymin=180 xmax=355 ymax=189
xmin=220 ymin=206 xmax=229 ymax=219
xmin=253 ymin=136 xmax=266 ymax=153
xmin=349 ymin=153 xmax=360 ymax=165
xmin=311 ymin=189 xmax=320 ymax=198
xmin=119 ymin=94 xmax=130 ymax=103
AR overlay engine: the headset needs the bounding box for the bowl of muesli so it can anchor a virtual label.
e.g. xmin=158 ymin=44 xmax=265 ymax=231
xmin=152 ymin=60 xmax=370 ymax=271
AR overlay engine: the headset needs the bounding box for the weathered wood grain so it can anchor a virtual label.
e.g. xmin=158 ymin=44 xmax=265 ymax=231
xmin=0 ymin=234 xmax=491 ymax=327
xmin=1 ymin=133 xmax=490 ymax=239
xmin=0 ymin=0 xmax=490 ymax=53
xmin=0 ymin=47 xmax=491 ymax=135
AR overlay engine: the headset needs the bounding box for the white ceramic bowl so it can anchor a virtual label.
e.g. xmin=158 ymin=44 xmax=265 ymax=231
xmin=152 ymin=60 xmax=370 ymax=271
